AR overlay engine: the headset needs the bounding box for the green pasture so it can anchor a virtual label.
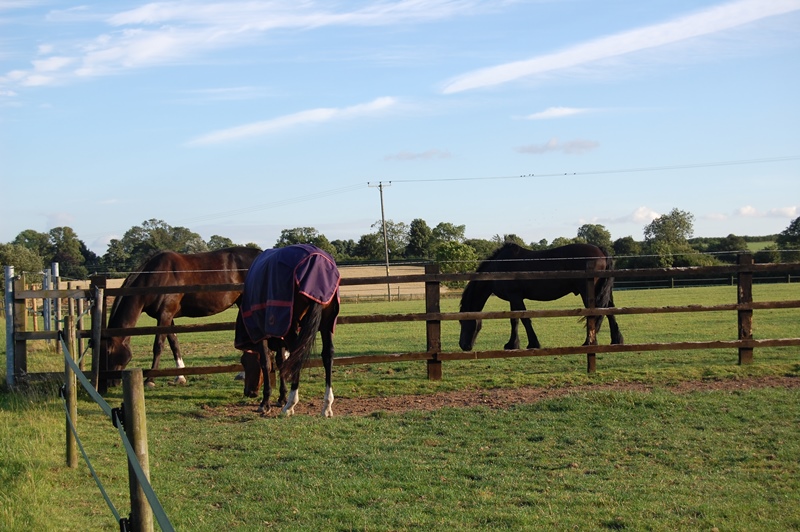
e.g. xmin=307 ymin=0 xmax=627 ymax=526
xmin=1 ymin=284 xmax=799 ymax=530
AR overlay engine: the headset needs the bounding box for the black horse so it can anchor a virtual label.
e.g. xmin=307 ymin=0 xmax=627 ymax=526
xmin=459 ymin=243 xmax=624 ymax=351
xmin=235 ymin=245 xmax=340 ymax=417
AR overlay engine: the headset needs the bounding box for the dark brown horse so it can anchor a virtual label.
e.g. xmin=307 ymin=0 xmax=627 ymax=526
xmin=102 ymin=246 xmax=262 ymax=387
xmin=235 ymin=245 xmax=340 ymax=417
xmin=459 ymin=243 xmax=624 ymax=351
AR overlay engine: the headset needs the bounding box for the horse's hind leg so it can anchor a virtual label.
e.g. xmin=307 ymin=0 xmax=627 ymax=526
xmin=165 ymin=328 xmax=186 ymax=385
xmin=607 ymin=314 xmax=624 ymax=344
xmin=320 ymin=329 xmax=335 ymax=418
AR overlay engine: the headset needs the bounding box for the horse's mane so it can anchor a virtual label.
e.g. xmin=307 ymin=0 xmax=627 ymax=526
xmin=477 ymin=243 xmax=528 ymax=271
xmin=108 ymin=254 xmax=156 ymax=317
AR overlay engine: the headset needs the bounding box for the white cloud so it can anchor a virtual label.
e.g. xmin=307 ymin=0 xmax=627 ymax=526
xmin=524 ymin=107 xmax=591 ymax=120
xmin=515 ymin=138 xmax=599 ymax=155
xmin=186 ymin=96 xmax=398 ymax=146
xmin=737 ymin=205 xmax=797 ymax=218
xmin=632 ymin=206 xmax=660 ymax=223
xmin=441 ymin=0 xmax=800 ymax=93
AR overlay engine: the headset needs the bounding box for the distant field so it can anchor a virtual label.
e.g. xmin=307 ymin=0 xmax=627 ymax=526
xmin=747 ymin=240 xmax=775 ymax=252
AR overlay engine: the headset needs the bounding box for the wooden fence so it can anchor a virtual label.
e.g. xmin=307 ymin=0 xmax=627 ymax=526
xmin=6 ymin=255 xmax=800 ymax=388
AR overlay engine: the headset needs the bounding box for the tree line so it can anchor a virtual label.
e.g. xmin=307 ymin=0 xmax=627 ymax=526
xmin=2 ymin=210 xmax=799 ymax=285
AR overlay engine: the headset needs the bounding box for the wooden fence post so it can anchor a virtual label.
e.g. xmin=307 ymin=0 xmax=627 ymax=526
xmin=65 ymin=316 xmax=78 ymax=468
xmin=425 ymin=263 xmax=442 ymax=380
xmin=585 ymin=260 xmax=598 ymax=373
xmin=122 ymin=368 xmax=154 ymax=532
xmin=737 ymin=253 xmax=754 ymax=365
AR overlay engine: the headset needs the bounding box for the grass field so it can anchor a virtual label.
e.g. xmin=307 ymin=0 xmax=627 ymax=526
xmin=1 ymin=284 xmax=799 ymax=530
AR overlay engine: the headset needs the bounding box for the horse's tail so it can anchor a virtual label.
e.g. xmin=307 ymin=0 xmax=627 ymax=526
xmin=281 ymin=302 xmax=323 ymax=382
xmin=596 ymin=249 xmax=616 ymax=309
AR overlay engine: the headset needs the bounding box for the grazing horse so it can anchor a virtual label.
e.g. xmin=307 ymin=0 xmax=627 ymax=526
xmin=102 ymin=246 xmax=262 ymax=387
xmin=235 ymin=244 xmax=340 ymax=417
xmin=459 ymin=243 xmax=624 ymax=351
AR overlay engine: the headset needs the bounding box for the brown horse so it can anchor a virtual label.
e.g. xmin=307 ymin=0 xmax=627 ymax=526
xmin=459 ymin=243 xmax=624 ymax=351
xmin=102 ymin=246 xmax=262 ymax=387
xmin=235 ymin=245 xmax=340 ymax=417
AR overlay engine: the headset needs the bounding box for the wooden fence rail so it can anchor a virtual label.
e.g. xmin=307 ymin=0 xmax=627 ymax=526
xmin=6 ymin=255 xmax=800 ymax=387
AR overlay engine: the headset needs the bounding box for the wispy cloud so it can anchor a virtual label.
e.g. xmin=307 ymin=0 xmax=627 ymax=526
xmin=442 ymin=0 xmax=800 ymax=94
xmin=515 ymin=138 xmax=599 ymax=155
xmin=186 ymin=96 xmax=397 ymax=146
xmin=384 ymin=149 xmax=452 ymax=161
xmin=2 ymin=1 xmax=488 ymax=88
xmin=524 ymin=107 xmax=592 ymax=120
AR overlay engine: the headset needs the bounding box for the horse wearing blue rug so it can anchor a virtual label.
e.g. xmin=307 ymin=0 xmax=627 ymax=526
xmin=235 ymin=244 xmax=340 ymax=417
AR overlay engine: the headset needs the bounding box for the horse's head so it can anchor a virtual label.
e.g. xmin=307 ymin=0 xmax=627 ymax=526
xmin=459 ymin=319 xmax=482 ymax=351
xmin=240 ymin=350 xmax=263 ymax=398
xmin=101 ymin=337 xmax=133 ymax=385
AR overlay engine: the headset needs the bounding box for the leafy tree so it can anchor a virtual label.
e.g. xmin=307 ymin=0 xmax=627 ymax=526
xmin=13 ymin=229 xmax=51 ymax=258
xmin=464 ymin=238 xmax=497 ymax=260
xmin=776 ymin=216 xmax=800 ymax=262
xmin=431 ymin=222 xmax=466 ymax=245
xmin=331 ymin=239 xmax=357 ymax=261
xmin=551 ymin=236 xmax=578 ymax=248
xmin=102 ymin=219 xmax=207 ymax=271
xmin=576 ymin=224 xmax=613 ymax=251
xmin=613 ymin=236 xmax=643 ymax=269
xmin=275 ymin=227 xmax=336 ymax=256
xmin=353 ymin=233 xmax=384 ymax=261
xmin=48 ymin=226 xmax=87 ymax=279
xmin=0 ymin=243 xmax=44 ymax=297
xmin=642 ymin=208 xmax=697 ymax=267
xmin=754 ymin=243 xmax=781 ymax=264
xmin=370 ymin=220 xmax=408 ymax=259
xmin=207 ymin=235 xmax=236 ymax=250
xmin=492 ymin=234 xmax=526 ymax=247
xmin=405 ymin=218 xmax=433 ymax=259
xmin=434 ymin=241 xmax=478 ymax=288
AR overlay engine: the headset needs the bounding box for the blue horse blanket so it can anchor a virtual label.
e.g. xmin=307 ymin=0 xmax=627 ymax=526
xmin=235 ymin=244 xmax=340 ymax=349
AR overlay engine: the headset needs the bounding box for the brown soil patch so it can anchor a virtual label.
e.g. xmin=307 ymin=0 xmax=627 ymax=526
xmin=223 ymin=376 xmax=799 ymax=418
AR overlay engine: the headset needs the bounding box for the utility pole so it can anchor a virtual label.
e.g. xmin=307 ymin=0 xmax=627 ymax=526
xmin=368 ymin=181 xmax=392 ymax=301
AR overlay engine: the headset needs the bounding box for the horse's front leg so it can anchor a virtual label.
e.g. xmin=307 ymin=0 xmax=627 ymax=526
xmin=507 ymin=298 xmax=540 ymax=349
xmin=148 ymin=332 xmax=167 ymax=387
xmin=320 ymin=331 xmax=335 ymax=418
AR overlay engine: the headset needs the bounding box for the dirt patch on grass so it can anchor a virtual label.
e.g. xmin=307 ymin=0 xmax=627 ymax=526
xmin=225 ymin=376 xmax=799 ymax=418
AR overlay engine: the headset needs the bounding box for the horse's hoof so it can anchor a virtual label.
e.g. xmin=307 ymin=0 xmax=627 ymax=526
xmin=170 ymin=376 xmax=187 ymax=386
xmin=322 ymin=408 xmax=333 ymax=418
xmin=145 ymin=381 xmax=156 ymax=388
xmin=234 ymin=372 xmax=245 ymax=381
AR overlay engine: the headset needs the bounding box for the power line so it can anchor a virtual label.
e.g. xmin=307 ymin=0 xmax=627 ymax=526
xmin=390 ymin=155 xmax=800 ymax=183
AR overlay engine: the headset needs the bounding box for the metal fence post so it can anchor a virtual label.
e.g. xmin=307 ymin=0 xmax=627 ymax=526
xmin=5 ymin=266 xmax=14 ymax=388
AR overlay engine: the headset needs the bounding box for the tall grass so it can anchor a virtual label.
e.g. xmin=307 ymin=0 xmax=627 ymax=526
xmin=1 ymin=284 xmax=798 ymax=530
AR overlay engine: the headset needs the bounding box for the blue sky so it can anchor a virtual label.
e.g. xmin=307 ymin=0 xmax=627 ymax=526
xmin=2 ymin=0 xmax=799 ymax=255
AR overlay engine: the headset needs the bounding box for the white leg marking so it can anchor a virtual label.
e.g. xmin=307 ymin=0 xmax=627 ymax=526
xmin=322 ymin=386 xmax=334 ymax=418
xmin=282 ymin=389 xmax=299 ymax=416
xmin=174 ymin=358 xmax=187 ymax=385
